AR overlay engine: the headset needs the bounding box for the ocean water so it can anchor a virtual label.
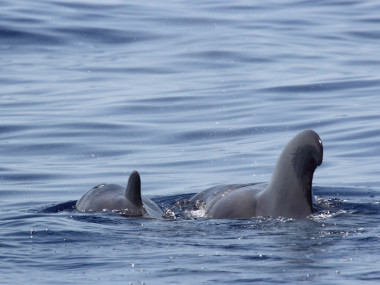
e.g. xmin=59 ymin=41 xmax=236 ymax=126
xmin=1 ymin=0 xmax=380 ymax=284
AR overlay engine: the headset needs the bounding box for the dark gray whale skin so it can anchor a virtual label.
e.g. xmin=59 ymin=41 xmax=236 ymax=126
xmin=76 ymin=171 xmax=163 ymax=218
xmin=190 ymin=130 xmax=323 ymax=219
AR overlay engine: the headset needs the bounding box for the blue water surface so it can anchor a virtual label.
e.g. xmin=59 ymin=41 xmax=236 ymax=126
xmin=1 ymin=0 xmax=380 ymax=284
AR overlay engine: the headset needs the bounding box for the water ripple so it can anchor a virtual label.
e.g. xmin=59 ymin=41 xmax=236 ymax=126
xmin=2 ymin=0 xmax=380 ymax=284
xmin=261 ymin=79 xmax=380 ymax=93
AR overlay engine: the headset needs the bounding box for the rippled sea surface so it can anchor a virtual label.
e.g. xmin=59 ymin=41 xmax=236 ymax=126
xmin=1 ymin=0 xmax=380 ymax=284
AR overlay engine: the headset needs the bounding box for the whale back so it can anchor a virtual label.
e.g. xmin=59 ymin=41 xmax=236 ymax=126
xmin=76 ymin=171 xmax=144 ymax=213
xmin=75 ymin=170 xmax=164 ymax=218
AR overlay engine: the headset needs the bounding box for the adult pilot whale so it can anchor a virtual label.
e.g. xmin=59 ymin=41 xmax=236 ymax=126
xmin=76 ymin=171 xmax=163 ymax=218
xmin=190 ymin=130 xmax=323 ymax=219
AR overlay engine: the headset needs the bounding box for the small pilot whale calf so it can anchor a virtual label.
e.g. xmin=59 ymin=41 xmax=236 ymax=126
xmin=190 ymin=130 xmax=323 ymax=219
xmin=76 ymin=171 xmax=163 ymax=218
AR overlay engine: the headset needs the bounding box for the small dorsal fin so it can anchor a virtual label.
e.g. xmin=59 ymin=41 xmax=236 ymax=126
xmin=125 ymin=171 xmax=143 ymax=207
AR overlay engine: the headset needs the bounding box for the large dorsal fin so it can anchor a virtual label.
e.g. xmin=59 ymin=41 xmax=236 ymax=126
xmin=265 ymin=130 xmax=323 ymax=217
xmin=125 ymin=171 xmax=143 ymax=207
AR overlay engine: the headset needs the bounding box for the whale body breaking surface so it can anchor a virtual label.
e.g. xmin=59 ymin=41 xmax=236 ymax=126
xmin=76 ymin=171 xmax=164 ymax=219
xmin=190 ymin=130 xmax=323 ymax=219
xmin=75 ymin=130 xmax=323 ymax=220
